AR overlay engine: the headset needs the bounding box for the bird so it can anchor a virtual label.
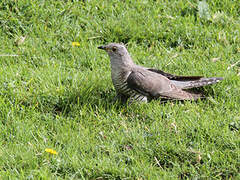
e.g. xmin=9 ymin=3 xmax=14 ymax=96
xmin=98 ymin=43 xmax=223 ymax=103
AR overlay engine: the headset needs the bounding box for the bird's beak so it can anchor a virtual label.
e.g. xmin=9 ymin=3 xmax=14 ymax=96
xmin=98 ymin=45 xmax=106 ymax=50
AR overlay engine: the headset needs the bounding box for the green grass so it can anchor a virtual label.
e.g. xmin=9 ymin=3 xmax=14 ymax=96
xmin=0 ymin=0 xmax=240 ymax=179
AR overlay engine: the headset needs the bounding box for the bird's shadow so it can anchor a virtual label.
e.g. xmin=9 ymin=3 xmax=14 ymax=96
xmin=47 ymin=89 xmax=128 ymax=116
xmin=31 ymin=85 xmax=220 ymax=117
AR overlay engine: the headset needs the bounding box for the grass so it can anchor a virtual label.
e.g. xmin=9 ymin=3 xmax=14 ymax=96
xmin=0 ymin=0 xmax=240 ymax=179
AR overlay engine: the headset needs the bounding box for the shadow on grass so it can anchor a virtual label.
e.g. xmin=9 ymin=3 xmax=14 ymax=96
xmin=30 ymin=87 xmax=129 ymax=117
xmin=16 ymin=84 xmax=221 ymax=117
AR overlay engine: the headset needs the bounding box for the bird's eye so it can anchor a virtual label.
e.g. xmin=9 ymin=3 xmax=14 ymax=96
xmin=112 ymin=46 xmax=117 ymax=52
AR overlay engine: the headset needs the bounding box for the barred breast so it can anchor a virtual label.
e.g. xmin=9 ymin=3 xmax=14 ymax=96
xmin=111 ymin=70 xmax=147 ymax=102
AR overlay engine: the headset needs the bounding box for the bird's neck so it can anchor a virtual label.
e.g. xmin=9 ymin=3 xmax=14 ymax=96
xmin=110 ymin=54 xmax=135 ymax=85
xmin=110 ymin=54 xmax=135 ymax=71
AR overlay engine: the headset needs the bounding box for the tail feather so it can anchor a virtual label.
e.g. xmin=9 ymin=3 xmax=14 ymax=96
xmin=171 ymin=77 xmax=223 ymax=90
xmin=160 ymin=89 xmax=203 ymax=100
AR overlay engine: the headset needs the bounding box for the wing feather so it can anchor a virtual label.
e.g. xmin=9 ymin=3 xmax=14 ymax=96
xmin=127 ymin=70 xmax=200 ymax=100
xmin=147 ymin=68 xmax=203 ymax=81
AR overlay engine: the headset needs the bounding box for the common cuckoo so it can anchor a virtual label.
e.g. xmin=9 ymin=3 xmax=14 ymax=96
xmin=98 ymin=43 xmax=223 ymax=102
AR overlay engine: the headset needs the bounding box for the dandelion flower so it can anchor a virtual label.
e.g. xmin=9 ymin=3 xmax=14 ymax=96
xmin=45 ymin=148 xmax=58 ymax=155
xmin=72 ymin=42 xmax=80 ymax=46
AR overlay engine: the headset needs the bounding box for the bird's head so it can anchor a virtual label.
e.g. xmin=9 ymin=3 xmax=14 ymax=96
xmin=98 ymin=43 xmax=134 ymax=67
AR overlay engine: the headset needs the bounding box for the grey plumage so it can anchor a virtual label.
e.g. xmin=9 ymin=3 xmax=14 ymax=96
xmin=98 ymin=43 xmax=223 ymax=102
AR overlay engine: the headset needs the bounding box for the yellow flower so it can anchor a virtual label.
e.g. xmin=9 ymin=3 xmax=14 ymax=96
xmin=72 ymin=42 xmax=80 ymax=46
xmin=45 ymin=148 xmax=58 ymax=155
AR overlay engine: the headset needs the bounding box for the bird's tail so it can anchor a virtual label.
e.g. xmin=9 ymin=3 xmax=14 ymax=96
xmin=171 ymin=77 xmax=223 ymax=90
xmin=160 ymin=89 xmax=203 ymax=100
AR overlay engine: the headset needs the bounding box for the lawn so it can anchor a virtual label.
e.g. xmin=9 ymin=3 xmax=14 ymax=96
xmin=0 ymin=0 xmax=239 ymax=179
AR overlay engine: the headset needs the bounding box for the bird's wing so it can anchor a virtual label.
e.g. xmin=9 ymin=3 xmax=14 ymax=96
xmin=146 ymin=68 xmax=223 ymax=89
xmin=126 ymin=70 xmax=198 ymax=100
xmin=147 ymin=68 xmax=203 ymax=81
